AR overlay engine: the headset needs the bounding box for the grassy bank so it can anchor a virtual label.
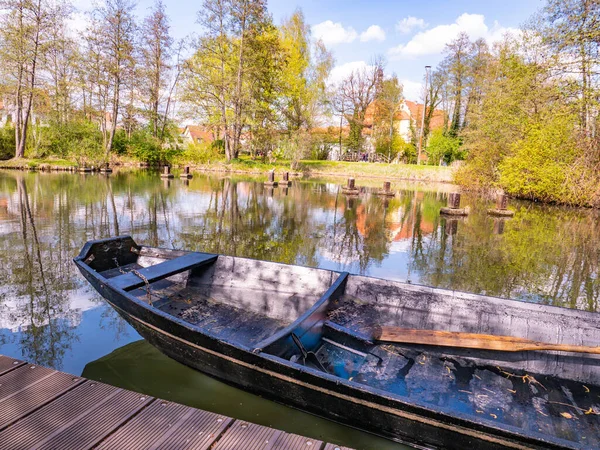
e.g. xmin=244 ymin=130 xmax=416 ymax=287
xmin=0 ymin=156 xmax=455 ymax=183
xmin=191 ymin=158 xmax=455 ymax=183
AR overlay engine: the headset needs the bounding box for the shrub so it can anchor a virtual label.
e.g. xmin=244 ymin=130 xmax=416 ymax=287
xmin=175 ymin=142 xmax=223 ymax=164
xmin=0 ymin=127 xmax=15 ymax=160
xmin=426 ymin=129 xmax=464 ymax=165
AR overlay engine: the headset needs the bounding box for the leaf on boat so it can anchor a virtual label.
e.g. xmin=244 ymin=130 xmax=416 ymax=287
xmin=583 ymin=385 xmax=590 ymax=393
xmin=560 ymin=412 xmax=573 ymax=419
xmin=490 ymin=413 xmax=497 ymax=419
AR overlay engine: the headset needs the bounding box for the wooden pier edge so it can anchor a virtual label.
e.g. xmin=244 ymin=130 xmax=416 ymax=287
xmin=0 ymin=354 xmax=353 ymax=450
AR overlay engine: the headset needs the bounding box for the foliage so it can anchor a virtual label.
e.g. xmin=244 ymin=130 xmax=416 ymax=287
xmin=426 ymin=129 xmax=464 ymax=165
xmin=499 ymin=112 xmax=597 ymax=205
xmin=175 ymin=142 xmax=224 ymax=164
xmin=0 ymin=127 xmax=16 ymax=160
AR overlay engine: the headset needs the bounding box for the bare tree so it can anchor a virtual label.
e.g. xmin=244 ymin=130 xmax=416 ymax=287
xmin=89 ymin=0 xmax=137 ymax=158
xmin=0 ymin=0 xmax=56 ymax=157
xmin=338 ymin=57 xmax=384 ymax=152
xmin=141 ymin=0 xmax=172 ymax=139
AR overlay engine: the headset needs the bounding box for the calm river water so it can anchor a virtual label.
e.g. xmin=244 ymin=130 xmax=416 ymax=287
xmin=0 ymin=169 xmax=598 ymax=449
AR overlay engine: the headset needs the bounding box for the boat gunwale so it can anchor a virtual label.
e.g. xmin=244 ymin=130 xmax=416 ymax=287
xmin=76 ymin=236 xmax=600 ymax=323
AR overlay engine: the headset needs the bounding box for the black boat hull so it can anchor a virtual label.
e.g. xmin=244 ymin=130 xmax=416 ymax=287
xmin=75 ymin=237 xmax=595 ymax=450
xmin=95 ymin=289 xmax=558 ymax=450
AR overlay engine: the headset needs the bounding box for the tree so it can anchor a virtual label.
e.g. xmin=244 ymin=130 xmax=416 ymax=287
xmin=373 ymin=74 xmax=403 ymax=161
xmin=441 ymin=32 xmax=471 ymax=136
xmin=278 ymin=9 xmax=333 ymax=133
xmin=140 ymin=0 xmax=173 ymax=139
xmin=183 ymin=0 xmax=279 ymax=161
xmin=0 ymin=0 xmax=56 ymax=157
xmin=89 ymin=0 xmax=137 ymax=158
xmin=540 ymin=0 xmax=600 ymax=133
xmin=338 ymin=58 xmax=384 ymax=152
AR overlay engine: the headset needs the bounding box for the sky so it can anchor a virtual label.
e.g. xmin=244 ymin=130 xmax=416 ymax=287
xmin=72 ymin=0 xmax=544 ymax=102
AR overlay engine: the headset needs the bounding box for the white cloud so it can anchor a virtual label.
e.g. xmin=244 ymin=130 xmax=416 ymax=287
xmin=67 ymin=11 xmax=89 ymax=36
xmin=328 ymin=61 xmax=372 ymax=85
xmin=396 ymin=16 xmax=427 ymax=34
xmin=360 ymin=25 xmax=386 ymax=42
xmin=312 ymin=20 xmax=357 ymax=46
xmin=389 ymin=13 xmax=518 ymax=59
xmin=400 ymin=79 xmax=423 ymax=102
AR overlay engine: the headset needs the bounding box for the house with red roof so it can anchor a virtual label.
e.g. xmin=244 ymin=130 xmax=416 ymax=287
xmin=363 ymin=100 xmax=445 ymax=144
xmin=181 ymin=125 xmax=215 ymax=145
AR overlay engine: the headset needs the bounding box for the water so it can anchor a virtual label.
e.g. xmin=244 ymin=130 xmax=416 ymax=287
xmin=0 ymin=169 xmax=598 ymax=449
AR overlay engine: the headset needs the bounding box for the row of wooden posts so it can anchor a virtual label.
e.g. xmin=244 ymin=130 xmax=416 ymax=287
xmin=264 ymin=170 xmax=291 ymax=187
xmin=160 ymin=165 xmax=193 ymax=179
xmin=340 ymin=177 xmax=515 ymax=217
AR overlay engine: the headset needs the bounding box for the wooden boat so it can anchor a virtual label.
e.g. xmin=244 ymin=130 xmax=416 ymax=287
xmin=74 ymin=236 xmax=600 ymax=450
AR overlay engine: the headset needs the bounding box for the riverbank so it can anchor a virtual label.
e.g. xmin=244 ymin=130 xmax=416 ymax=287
xmin=0 ymin=156 xmax=455 ymax=183
xmin=191 ymin=158 xmax=455 ymax=183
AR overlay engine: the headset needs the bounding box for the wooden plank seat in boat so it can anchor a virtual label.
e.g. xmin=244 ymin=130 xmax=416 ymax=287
xmin=108 ymin=252 xmax=217 ymax=291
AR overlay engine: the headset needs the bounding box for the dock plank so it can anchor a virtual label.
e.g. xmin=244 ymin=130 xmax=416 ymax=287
xmin=323 ymin=444 xmax=353 ymax=450
xmin=270 ymin=431 xmax=323 ymax=449
xmin=0 ymin=355 xmax=24 ymax=376
xmin=95 ymin=399 xmax=231 ymax=450
xmin=213 ymin=420 xmax=279 ymax=450
xmin=0 ymin=366 xmax=83 ymax=430
xmin=0 ymin=381 xmax=152 ymax=450
xmin=0 ymin=354 xmax=355 ymax=450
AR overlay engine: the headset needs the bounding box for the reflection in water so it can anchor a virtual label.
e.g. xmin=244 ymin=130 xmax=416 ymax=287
xmin=0 ymin=170 xmax=598 ymax=446
xmin=83 ymin=340 xmax=408 ymax=450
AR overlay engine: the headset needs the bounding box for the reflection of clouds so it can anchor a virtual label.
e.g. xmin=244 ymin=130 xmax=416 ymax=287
xmin=0 ymin=287 xmax=99 ymax=332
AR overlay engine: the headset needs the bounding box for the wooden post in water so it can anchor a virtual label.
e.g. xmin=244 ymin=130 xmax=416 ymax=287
xmin=280 ymin=171 xmax=291 ymax=186
xmin=448 ymin=193 xmax=461 ymax=209
xmin=161 ymin=165 xmax=174 ymax=179
xmin=441 ymin=192 xmax=468 ymax=216
xmin=180 ymin=165 xmax=193 ymax=179
xmin=342 ymin=177 xmax=360 ymax=195
xmin=496 ymin=194 xmax=508 ymax=210
xmin=488 ymin=192 xmax=514 ymax=217
xmin=375 ymin=180 xmax=395 ymax=197
xmin=264 ymin=169 xmax=278 ymax=186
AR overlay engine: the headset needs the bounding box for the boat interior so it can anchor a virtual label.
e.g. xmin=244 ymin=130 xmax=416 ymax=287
xmin=79 ymin=236 xmax=600 ymax=447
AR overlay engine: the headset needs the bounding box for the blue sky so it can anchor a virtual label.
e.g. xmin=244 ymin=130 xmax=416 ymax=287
xmin=73 ymin=0 xmax=543 ymax=101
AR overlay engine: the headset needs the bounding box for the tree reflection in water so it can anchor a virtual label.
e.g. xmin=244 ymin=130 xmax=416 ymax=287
xmin=0 ymin=170 xmax=598 ymax=371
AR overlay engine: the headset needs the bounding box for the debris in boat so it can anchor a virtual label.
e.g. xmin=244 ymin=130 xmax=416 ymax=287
xmin=584 ymin=385 xmax=590 ymax=393
xmin=490 ymin=413 xmax=497 ymax=419
xmin=560 ymin=412 xmax=573 ymax=419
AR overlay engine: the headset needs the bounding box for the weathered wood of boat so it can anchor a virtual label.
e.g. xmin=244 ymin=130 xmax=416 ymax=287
xmin=74 ymin=236 xmax=600 ymax=450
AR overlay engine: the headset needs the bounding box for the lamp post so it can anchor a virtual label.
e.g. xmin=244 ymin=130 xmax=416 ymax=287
xmin=417 ymin=65 xmax=431 ymax=165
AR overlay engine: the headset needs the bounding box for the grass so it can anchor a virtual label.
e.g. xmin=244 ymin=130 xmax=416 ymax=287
xmin=0 ymin=154 xmax=455 ymax=183
xmin=0 ymin=157 xmax=77 ymax=169
xmin=192 ymin=156 xmax=455 ymax=183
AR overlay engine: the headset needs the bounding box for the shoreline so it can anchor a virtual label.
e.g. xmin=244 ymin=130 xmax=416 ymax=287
xmin=0 ymin=157 xmax=456 ymax=183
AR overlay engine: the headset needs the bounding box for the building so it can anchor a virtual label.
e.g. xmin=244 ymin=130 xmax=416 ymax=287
xmin=363 ymin=100 xmax=445 ymax=144
xmin=181 ymin=125 xmax=215 ymax=145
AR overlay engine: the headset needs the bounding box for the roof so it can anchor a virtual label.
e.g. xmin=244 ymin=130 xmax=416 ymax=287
xmin=184 ymin=125 xmax=214 ymax=143
xmin=405 ymin=100 xmax=445 ymax=130
xmin=363 ymin=101 xmax=411 ymax=127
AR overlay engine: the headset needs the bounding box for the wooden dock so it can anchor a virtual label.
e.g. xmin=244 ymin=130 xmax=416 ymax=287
xmin=0 ymin=354 xmax=353 ymax=450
